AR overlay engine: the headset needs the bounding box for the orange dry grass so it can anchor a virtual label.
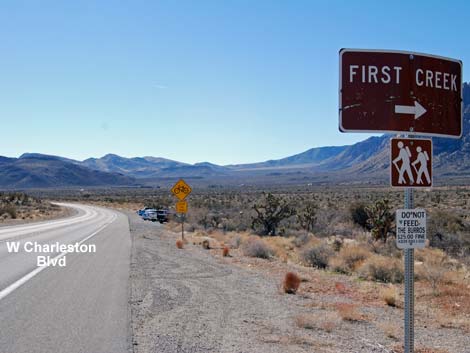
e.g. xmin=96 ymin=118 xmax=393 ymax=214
xmin=222 ymin=246 xmax=230 ymax=257
xmin=335 ymin=303 xmax=364 ymax=322
xmin=283 ymin=272 xmax=301 ymax=294
xmin=176 ymin=240 xmax=184 ymax=249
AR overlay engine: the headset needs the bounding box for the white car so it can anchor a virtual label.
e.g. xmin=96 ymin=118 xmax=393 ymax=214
xmin=142 ymin=209 xmax=157 ymax=221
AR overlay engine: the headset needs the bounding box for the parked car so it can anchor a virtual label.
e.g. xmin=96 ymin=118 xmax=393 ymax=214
xmin=137 ymin=207 xmax=154 ymax=216
xmin=142 ymin=209 xmax=157 ymax=221
xmin=156 ymin=209 xmax=169 ymax=223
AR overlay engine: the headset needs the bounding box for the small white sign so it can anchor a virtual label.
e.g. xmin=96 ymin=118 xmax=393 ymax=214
xmin=396 ymin=209 xmax=426 ymax=249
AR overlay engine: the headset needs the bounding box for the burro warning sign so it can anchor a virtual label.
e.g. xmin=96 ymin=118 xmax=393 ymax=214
xmin=396 ymin=209 xmax=426 ymax=249
xmin=339 ymin=49 xmax=462 ymax=138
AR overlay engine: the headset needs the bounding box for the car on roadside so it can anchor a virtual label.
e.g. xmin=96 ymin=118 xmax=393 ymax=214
xmin=142 ymin=209 xmax=157 ymax=221
xmin=156 ymin=209 xmax=169 ymax=223
xmin=137 ymin=207 xmax=153 ymax=216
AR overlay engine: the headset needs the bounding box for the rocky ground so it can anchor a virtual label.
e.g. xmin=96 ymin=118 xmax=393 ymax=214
xmin=128 ymin=212 xmax=469 ymax=353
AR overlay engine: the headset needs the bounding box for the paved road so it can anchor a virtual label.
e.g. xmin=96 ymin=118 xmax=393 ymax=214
xmin=0 ymin=203 xmax=131 ymax=353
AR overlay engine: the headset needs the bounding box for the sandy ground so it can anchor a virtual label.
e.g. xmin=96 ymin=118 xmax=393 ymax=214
xmin=128 ymin=213 xmax=469 ymax=353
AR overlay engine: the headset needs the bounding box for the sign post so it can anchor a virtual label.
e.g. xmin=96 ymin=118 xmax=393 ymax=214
xmin=171 ymin=179 xmax=192 ymax=240
xmin=339 ymin=48 xmax=462 ymax=353
xmin=404 ymin=188 xmax=414 ymax=353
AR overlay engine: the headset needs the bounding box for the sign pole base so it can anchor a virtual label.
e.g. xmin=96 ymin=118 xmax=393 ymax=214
xmin=404 ymin=187 xmax=415 ymax=353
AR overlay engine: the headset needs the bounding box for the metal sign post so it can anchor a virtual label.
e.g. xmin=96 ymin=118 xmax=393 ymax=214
xmin=404 ymin=187 xmax=414 ymax=353
xmin=339 ymin=49 xmax=463 ymax=353
xmin=171 ymin=179 xmax=192 ymax=242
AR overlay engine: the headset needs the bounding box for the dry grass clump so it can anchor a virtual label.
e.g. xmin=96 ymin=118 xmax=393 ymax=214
xmin=380 ymin=286 xmax=398 ymax=307
xmin=176 ymin=240 xmax=184 ymax=249
xmin=378 ymin=322 xmax=399 ymax=340
xmin=295 ymin=312 xmax=339 ymax=332
xmin=416 ymin=248 xmax=452 ymax=296
xmin=335 ymin=303 xmax=364 ymax=322
xmin=202 ymin=239 xmax=210 ymax=249
xmin=222 ymin=246 xmax=230 ymax=257
xmin=283 ymin=272 xmax=301 ymax=294
xmin=358 ymin=255 xmax=404 ymax=283
xmin=241 ymin=237 xmax=274 ymax=259
xmin=329 ymin=244 xmax=371 ymax=274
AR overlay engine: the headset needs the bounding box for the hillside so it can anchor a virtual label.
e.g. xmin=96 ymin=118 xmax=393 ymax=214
xmin=0 ymin=154 xmax=137 ymax=189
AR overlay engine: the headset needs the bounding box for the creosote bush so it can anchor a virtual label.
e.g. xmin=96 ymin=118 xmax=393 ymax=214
xmin=241 ymin=237 xmax=274 ymax=259
xmin=283 ymin=272 xmax=301 ymax=294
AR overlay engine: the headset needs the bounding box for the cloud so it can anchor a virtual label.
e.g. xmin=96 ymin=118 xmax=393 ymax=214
xmin=153 ymin=83 xmax=168 ymax=89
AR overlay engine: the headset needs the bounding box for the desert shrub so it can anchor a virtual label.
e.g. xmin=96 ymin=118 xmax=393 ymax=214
xmin=297 ymin=201 xmax=317 ymax=233
xmin=366 ymin=199 xmax=394 ymax=243
xmin=230 ymin=235 xmax=242 ymax=249
xmin=335 ymin=303 xmax=363 ymax=321
xmin=202 ymin=239 xmax=210 ymax=249
xmin=301 ymin=243 xmax=333 ymax=269
xmin=428 ymin=210 xmax=469 ymax=259
xmin=241 ymin=237 xmax=274 ymax=259
xmin=358 ymin=255 xmax=404 ymax=283
xmin=417 ymin=248 xmax=450 ymax=296
xmin=0 ymin=205 xmax=17 ymax=219
xmin=176 ymin=240 xmax=184 ymax=249
xmin=380 ymin=286 xmax=398 ymax=307
xmin=283 ymin=272 xmax=301 ymax=294
xmin=350 ymin=202 xmax=369 ymax=229
xmin=368 ymin=237 xmax=402 ymax=258
xmin=295 ymin=313 xmax=338 ymax=332
xmin=329 ymin=245 xmax=371 ymax=274
xmin=251 ymin=193 xmax=296 ymax=236
xmin=222 ymin=246 xmax=230 ymax=257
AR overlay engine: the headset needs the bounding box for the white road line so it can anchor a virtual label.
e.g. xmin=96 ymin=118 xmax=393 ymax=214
xmin=0 ymin=213 xmax=117 ymax=302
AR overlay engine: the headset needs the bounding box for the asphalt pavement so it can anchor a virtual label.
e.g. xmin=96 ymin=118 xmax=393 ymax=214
xmin=0 ymin=203 xmax=131 ymax=353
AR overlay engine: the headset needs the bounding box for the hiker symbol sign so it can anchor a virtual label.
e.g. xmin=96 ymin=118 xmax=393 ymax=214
xmin=390 ymin=138 xmax=432 ymax=188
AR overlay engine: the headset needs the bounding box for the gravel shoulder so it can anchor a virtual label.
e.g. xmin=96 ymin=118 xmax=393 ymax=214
xmin=128 ymin=213 xmax=469 ymax=353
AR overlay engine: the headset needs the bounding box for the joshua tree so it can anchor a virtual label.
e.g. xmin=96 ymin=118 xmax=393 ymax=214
xmin=366 ymin=199 xmax=394 ymax=243
xmin=252 ymin=193 xmax=295 ymax=236
xmin=298 ymin=201 xmax=317 ymax=234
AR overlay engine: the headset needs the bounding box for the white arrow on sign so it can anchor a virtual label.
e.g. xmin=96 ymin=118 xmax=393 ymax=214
xmin=395 ymin=101 xmax=427 ymax=120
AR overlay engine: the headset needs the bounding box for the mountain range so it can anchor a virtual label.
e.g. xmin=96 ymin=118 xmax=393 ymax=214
xmin=1 ymin=83 xmax=469 ymax=189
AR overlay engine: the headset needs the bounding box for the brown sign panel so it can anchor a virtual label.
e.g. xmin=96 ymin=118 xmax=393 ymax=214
xmin=391 ymin=138 xmax=432 ymax=188
xmin=340 ymin=49 xmax=462 ymax=138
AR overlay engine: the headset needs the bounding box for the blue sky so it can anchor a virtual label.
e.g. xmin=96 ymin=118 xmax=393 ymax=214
xmin=1 ymin=0 xmax=468 ymax=165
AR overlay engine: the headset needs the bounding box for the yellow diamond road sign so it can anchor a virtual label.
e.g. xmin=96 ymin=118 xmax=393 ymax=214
xmin=171 ymin=179 xmax=192 ymax=200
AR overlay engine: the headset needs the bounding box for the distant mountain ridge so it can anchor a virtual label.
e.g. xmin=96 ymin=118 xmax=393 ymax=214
xmin=1 ymin=83 xmax=468 ymax=188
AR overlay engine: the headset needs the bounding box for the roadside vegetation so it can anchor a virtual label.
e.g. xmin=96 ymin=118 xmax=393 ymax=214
xmin=0 ymin=192 xmax=65 ymax=223
xmin=41 ymin=185 xmax=470 ymax=346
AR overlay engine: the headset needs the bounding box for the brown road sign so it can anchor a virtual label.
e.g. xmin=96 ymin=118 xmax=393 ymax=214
xmin=171 ymin=179 xmax=192 ymax=200
xmin=391 ymin=138 xmax=432 ymax=188
xmin=339 ymin=49 xmax=462 ymax=138
xmin=176 ymin=200 xmax=188 ymax=213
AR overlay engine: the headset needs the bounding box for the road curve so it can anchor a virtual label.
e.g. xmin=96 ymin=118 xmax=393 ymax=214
xmin=0 ymin=203 xmax=131 ymax=353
